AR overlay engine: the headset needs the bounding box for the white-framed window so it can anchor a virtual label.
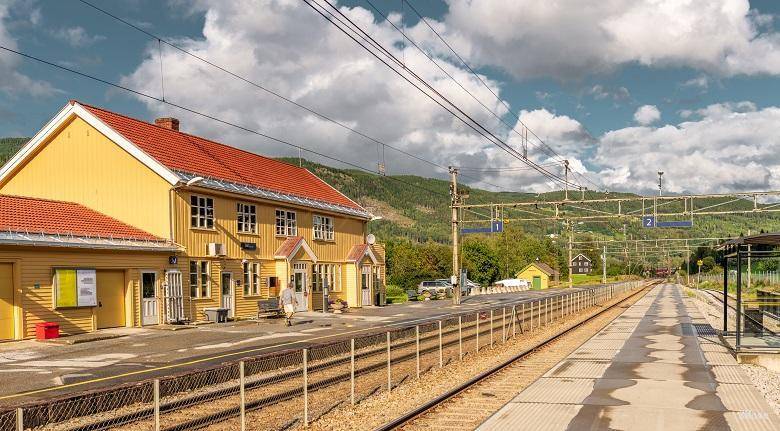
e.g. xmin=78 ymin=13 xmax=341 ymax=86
xmin=189 ymin=260 xmax=210 ymax=298
xmin=275 ymin=209 xmax=297 ymax=236
xmin=237 ymin=203 xmax=257 ymax=233
xmin=313 ymin=263 xmax=341 ymax=292
xmin=313 ymin=215 xmax=334 ymax=241
xmin=243 ymin=262 xmax=261 ymax=296
xmin=190 ymin=195 xmax=214 ymax=229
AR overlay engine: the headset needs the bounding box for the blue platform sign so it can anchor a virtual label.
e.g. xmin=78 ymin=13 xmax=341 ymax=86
xmin=461 ymin=227 xmax=492 ymax=235
xmin=642 ymin=216 xmax=655 ymax=228
xmin=656 ymin=220 xmax=693 ymax=228
xmin=461 ymin=220 xmax=504 ymax=235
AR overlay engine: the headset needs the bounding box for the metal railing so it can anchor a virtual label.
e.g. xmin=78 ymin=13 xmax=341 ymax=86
xmin=2 ymin=281 xmax=645 ymax=431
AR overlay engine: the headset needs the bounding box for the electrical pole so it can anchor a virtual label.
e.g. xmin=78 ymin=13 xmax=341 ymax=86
xmin=747 ymin=228 xmax=752 ymax=290
xmin=568 ymin=221 xmax=573 ymax=288
xmin=564 ymin=160 xmax=570 ymax=201
xmin=450 ymin=167 xmax=461 ymax=306
xmin=686 ymin=240 xmax=690 ymax=286
xmin=602 ymin=245 xmax=607 ymax=284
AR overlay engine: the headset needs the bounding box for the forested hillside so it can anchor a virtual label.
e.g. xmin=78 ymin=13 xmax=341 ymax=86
xmin=2 ymin=138 xmax=776 ymax=287
xmin=0 ymin=137 xmax=25 ymax=166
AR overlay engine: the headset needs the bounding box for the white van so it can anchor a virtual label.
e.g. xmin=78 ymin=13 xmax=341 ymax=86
xmin=494 ymin=278 xmax=529 ymax=290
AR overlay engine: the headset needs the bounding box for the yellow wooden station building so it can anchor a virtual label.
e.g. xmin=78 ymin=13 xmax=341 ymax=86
xmin=516 ymin=261 xmax=559 ymax=290
xmin=0 ymin=101 xmax=385 ymax=340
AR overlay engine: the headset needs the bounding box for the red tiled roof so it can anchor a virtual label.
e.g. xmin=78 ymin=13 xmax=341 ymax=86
xmin=77 ymin=102 xmax=362 ymax=210
xmin=274 ymin=236 xmax=304 ymax=258
xmin=0 ymin=195 xmax=165 ymax=241
xmin=346 ymin=244 xmax=369 ymax=262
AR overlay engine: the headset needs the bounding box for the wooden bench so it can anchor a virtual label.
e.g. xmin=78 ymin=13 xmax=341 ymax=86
xmin=257 ymin=298 xmax=283 ymax=319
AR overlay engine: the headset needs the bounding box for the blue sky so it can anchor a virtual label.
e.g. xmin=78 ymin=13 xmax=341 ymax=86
xmin=2 ymin=0 xmax=780 ymax=195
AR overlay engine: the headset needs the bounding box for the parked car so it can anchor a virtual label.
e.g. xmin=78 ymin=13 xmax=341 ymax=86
xmin=435 ymin=278 xmax=478 ymax=296
xmin=418 ymin=280 xmax=450 ymax=295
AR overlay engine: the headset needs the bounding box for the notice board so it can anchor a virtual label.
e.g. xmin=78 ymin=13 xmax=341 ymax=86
xmin=54 ymin=269 xmax=97 ymax=308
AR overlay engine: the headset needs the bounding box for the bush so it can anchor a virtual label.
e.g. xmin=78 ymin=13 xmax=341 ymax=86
xmin=386 ymin=284 xmax=406 ymax=297
xmin=385 ymin=284 xmax=408 ymax=304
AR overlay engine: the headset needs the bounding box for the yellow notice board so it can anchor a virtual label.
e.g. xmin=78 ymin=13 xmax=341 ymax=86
xmin=54 ymin=269 xmax=97 ymax=308
xmin=55 ymin=269 xmax=78 ymax=308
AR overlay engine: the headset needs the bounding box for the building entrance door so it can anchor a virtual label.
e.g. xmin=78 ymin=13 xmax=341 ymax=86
xmin=221 ymin=272 xmax=234 ymax=318
xmin=141 ymin=272 xmax=158 ymax=326
xmin=96 ymin=270 xmax=125 ymax=329
xmin=165 ymin=271 xmax=184 ymax=323
xmin=361 ymin=265 xmax=371 ymax=306
xmin=293 ymin=264 xmax=308 ymax=312
xmin=0 ymin=263 xmax=13 ymax=340
xmin=532 ymin=276 xmax=542 ymax=290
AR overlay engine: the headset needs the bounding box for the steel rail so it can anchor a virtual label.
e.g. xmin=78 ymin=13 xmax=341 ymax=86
xmin=372 ymin=281 xmax=658 ymax=431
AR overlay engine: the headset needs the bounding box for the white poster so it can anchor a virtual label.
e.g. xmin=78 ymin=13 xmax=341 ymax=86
xmin=76 ymin=269 xmax=97 ymax=307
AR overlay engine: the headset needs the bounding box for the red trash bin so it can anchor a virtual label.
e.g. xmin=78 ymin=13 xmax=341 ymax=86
xmin=35 ymin=322 xmax=60 ymax=340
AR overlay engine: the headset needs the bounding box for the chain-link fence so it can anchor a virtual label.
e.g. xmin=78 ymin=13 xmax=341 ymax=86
xmin=2 ymin=281 xmax=644 ymax=431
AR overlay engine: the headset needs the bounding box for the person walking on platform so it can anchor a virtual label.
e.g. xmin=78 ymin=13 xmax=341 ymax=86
xmin=280 ymin=282 xmax=298 ymax=326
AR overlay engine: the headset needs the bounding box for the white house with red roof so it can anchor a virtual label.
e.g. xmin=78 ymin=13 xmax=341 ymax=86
xmin=0 ymin=101 xmax=385 ymax=339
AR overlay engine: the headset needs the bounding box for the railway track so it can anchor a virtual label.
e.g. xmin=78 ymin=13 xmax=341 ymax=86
xmin=146 ymin=293 xmax=584 ymax=431
xmin=4 ymin=284 xmax=640 ymax=431
xmin=22 ymin=290 xmax=594 ymax=431
xmin=373 ymin=281 xmax=659 ymax=431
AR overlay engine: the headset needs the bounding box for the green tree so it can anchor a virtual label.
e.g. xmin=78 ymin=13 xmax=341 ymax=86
xmin=462 ymin=239 xmax=500 ymax=285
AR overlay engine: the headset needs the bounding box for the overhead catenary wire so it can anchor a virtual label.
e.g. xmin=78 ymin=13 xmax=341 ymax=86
xmin=0 ymin=44 xmax=455 ymax=202
xmin=366 ymin=0 xmax=569 ymax=168
xmin=455 ymin=161 xmax=563 ymax=172
xmin=402 ymin=0 xmax=599 ymax=189
xmin=74 ymin=0 xmax=510 ymax=193
xmin=303 ymin=0 xmax=582 ymax=190
xmin=314 ymin=0 xmax=571 ymax=189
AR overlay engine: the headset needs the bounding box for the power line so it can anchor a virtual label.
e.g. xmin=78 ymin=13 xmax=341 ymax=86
xmin=0 ymin=44 xmax=452 ymax=201
xmin=302 ymin=1 xmax=571 ymax=187
xmin=368 ymin=0 xmax=564 ymax=165
xmin=304 ymin=0 xmax=581 ymax=190
xmin=456 ymin=161 xmax=563 ymax=172
xmin=74 ymin=0 xmax=506 ymax=193
xmin=403 ymin=0 xmax=600 ymax=188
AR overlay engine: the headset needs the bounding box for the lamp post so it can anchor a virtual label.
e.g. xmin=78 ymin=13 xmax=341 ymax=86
xmin=657 ymin=171 xmax=664 ymax=196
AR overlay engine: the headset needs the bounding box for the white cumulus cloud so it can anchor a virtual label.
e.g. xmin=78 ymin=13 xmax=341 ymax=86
xmin=52 ymin=26 xmax=105 ymax=48
xmin=0 ymin=1 xmax=58 ymax=97
xmin=436 ymin=0 xmax=780 ymax=80
xmin=595 ymin=102 xmax=780 ymax=194
xmin=633 ymin=105 xmax=661 ymax=125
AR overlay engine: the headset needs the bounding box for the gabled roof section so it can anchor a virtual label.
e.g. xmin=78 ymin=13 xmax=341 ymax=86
xmin=77 ymin=102 xmax=368 ymax=215
xmin=274 ymin=236 xmax=318 ymax=262
xmin=519 ymin=261 xmax=559 ymax=276
xmin=0 ymin=101 xmax=180 ymax=186
xmin=0 ymin=195 xmax=179 ymax=251
xmin=0 ymin=101 xmax=370 ymax=219
xmin=346 ymin=243 xmax=378 ymax=264
xmin=572 ymin=253 xmax=592 ymax=262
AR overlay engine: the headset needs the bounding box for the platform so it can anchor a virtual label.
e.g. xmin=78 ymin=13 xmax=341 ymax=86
xmin=478 ymin=284 xmax=780 ymax=431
